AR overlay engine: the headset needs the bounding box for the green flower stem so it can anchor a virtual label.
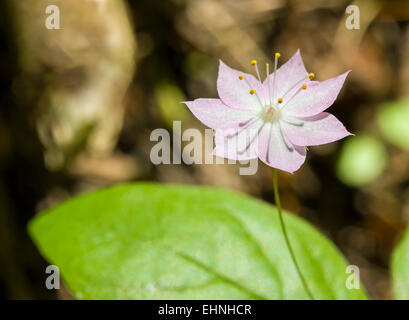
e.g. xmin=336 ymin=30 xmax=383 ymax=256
xmin=272 ymin=168 xmax=315 ymax=300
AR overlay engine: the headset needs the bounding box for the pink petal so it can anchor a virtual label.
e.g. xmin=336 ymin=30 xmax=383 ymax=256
xmin=263 ymin=49 xmax=309 ymax=102
xmin=281 ymin=112 xmax=352 ymax=146
xmin=183 ymin=99 xmax=255 ymax=130
xmin=217 ymin=60 xmax=266 ymax=110
xmin=256 ymin=122 xmax=306 ymax=173
xmin=284 ymin=71 xmax=350 ymax=117
xmin=213 ymin=119 xmax=262 ymax=160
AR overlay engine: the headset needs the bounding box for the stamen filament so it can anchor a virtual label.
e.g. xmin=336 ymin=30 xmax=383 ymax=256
xmin=266 ymin=63 xmax=272 ymax=107
xmin=238 ymin=124 xmax=264 ymax=154
xmin=279 ymin=123 xmax=293 ymax=152
xmin=242 ymin=77 xmax=264 ymax=109
xmin=281 ymin=71 xmax=314 ymax=100
xmin=254 ymin=62 xmax=262 ymax=85
xmin=239 ymin=117 xmax=256 ymax=127
xmin=282 ymin=118 xmax=304 ymax=127
xmin=281 ymin=75 xmax=308 ymax=99
xmin=226 ymin=117 xmax=259 ymax=139
xmin=266 ymin=123 xmax=273 ymax=163
xmin=279 ymin=84 xmax=307 ymax=112
xmin=251 ymin=60 xmax=267 ymax=105
xmin=271 ymin=52 xmax=280 ymax=103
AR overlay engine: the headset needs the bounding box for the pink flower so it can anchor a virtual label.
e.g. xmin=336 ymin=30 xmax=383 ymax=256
xmin=183 ymin=50 xmax=352 ymax=173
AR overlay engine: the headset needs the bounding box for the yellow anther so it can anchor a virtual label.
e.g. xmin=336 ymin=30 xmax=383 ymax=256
xmin=309 ymin=73 xmax=315 ymax=80
xmin=249 ymin=89 xmax=256 ymax=95
xmin=250 ymin=60 xmax=257 ymax=66
xmin=275 ymin=52 xmax=281 ymax=58
xmin=278 ymin=97 xmax=283 ymax=103
xmin=301 ymin=84 xmax=307 ymax=90
xmin=238 ymin=74 xmax=244 ymax=80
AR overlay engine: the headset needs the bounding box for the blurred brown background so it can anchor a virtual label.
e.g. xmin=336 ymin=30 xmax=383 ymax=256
xmin=1 ymin=0 xmax=409 ymax=299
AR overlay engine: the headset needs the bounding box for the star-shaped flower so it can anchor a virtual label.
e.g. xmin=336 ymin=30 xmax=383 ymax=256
xmin=183 ymin=50 xmax=352 ymax=173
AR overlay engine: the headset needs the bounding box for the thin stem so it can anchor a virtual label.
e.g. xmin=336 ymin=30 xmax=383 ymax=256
xmin=272 ymin=168 xmax=315 ymax=300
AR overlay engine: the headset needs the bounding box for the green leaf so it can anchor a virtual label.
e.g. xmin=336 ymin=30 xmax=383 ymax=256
xmin=377 ymin=97 xmax=409 ymax=151
xmin=336 ymin=134 xmax=388 ymax=187
xmin=29 ymin=183 xmax=367 ymax=300
xmin=391 ymin=227 xmax=409 ymax=299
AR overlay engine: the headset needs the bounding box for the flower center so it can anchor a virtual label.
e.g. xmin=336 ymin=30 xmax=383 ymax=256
xmin=239 ymin=53 xmax=314 ymax=114
xmin=261 ymin=105 xmax=281 ymax=123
